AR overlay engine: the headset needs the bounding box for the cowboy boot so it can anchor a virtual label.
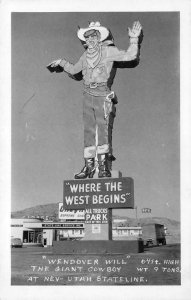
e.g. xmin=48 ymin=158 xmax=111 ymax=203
xmin=74 ymin=158 xmax=95 ymax=179
xmin=98 ymin=154 xmax=111 ymax=178
xmin=107 ymin=153 xmax=116 ymax=172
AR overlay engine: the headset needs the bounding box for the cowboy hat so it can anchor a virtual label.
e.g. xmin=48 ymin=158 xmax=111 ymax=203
xmin=77 ymin=21 xmax=109 ymax=42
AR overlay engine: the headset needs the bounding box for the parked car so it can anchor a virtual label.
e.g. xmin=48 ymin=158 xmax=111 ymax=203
xmin=11 ymin=238 xmax=23 ymax=248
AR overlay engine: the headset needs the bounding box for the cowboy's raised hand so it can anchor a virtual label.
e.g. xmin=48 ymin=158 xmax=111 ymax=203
xmin=128 ymin=21 xmax=142 ymax=38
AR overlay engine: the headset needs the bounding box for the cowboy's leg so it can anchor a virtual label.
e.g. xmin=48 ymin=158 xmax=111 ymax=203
xmin=94 ymin=96 xmax=112 ymax=177
xmin=83 ymin=92 xmax=96 ymax=158
xmin=94 ymin=96 xmax=109 ymax=153
xmin=95 ymin=96 xmax=116 ymax=155
xmin=74 ymin=92 xmax=96 ymax=179
xmin=107 ymin=104 xmax=116 ymax=169
xmin=108 ymin=104 xmax=116 ymax=157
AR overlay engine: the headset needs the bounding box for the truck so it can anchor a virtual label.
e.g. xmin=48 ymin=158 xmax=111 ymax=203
xmin=141 ymin=223 xmax=166 ymax=247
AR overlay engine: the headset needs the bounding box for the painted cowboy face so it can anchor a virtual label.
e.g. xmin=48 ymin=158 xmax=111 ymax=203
xmin=84 ymin=29 xmax=100 ymax=49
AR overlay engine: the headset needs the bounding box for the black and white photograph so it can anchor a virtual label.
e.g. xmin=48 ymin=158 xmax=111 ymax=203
xmin=0 ymin=0 xmax=191 ymax=300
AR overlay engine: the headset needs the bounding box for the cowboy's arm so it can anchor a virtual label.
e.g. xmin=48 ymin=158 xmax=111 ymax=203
xmin=109 ymin=42 xmax=139 ymax=62
xmin=47 ymin=54 xmax=84 ymax=75
xmin=108 ymin=21 xmax=143 ymax=62
xmin=59 ymin=56 xmax=83 ymax=75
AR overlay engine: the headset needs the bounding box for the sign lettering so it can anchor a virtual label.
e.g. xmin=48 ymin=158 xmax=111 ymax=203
xmin=58 ymin=204 xmax=85 ymax=220
xmin=85 ymin=208 xmax=108 ymax=224
xmin=142 ymin=208 xmax=151 ymax=213
xmin=42 ymin=223 xmax=84 ymax=228
xmin=63 ymin=178 xmax=134 ymax=209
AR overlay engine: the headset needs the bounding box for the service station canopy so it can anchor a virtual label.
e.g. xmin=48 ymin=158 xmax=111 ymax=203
xmin=63 ymin=177 xmax=134 ymax=209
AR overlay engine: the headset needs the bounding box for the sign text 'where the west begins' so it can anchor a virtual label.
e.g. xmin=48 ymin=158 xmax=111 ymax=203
xmin=63 ymin=178 xmax=134 ymax=209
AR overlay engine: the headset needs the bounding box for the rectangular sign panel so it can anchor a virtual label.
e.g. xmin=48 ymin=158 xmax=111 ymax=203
xmin=59 ymin=203 xmax=85 ymax=220
xmin=142 ymin=208 xmax=152 ymax=213
xmin=63 ymin=177 xmax=134 ymax=209
xmin=92 ymin=224 xmax=101 ymax=234
xmin=42 ymin=223 xmax=84 ymax=228
xmin=85 ymin=208 xmax=108 ymax=224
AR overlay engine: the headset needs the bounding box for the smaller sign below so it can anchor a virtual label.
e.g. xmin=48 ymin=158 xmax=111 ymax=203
xmin=142 ymin=208 xmax=152 ymax=213
xmin=42 ymin=223 xmax=84 ymax=228
xmin=92 ymin=224 xmax=101 ymax=234
xmin=59 ymin=203 xmax=85 ymax=220
xmin=85 ymin=208 xmax=108 ymax=224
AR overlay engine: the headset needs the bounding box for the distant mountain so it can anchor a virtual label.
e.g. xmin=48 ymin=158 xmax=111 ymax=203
xmin=11 ymin=202 xmax=180 ymax=243
xmin=11 ymin=203 xmax=59 ymax=220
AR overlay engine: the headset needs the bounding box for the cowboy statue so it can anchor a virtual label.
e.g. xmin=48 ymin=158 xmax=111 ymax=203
xmin=47 ymin=21 xmax=143 ymax=179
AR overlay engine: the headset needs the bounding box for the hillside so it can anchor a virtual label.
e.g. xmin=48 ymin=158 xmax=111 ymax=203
xmin=11 ymin=202 xmax=180 ymax=243
xmin=11 ymin=203 xmax=59 ymax=220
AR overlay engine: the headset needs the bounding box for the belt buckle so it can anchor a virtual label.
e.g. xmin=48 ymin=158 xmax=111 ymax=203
xmin=90 ymin=82 xmax=97 ymax=89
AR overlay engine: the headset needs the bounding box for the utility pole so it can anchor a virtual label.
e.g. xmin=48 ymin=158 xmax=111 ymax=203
xmin=135 ymin=206 xmax=138 ymax=220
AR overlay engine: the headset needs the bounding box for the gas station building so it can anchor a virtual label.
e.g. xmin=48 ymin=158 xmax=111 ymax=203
xmin=11 ymin=218 xmax=85 ymax=247
xmin=11 ymin=217 xmax=143 ymax=246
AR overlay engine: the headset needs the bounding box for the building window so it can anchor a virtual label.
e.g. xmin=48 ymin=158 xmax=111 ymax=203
xmin=23 ymin=231 xmax=28 ymax=243
xmin=29 ymin=231 xmax=34 ymax=242
xmin=23 ymin=230 xmax=42 ymax=243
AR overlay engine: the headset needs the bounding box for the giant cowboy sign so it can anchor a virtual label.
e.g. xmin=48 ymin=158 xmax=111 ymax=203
xmin=47 ymin=21 xmax=143 ymax=179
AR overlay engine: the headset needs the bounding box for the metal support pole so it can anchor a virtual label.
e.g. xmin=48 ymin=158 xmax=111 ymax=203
xmin=135 ymin=206 xmax=138 ymax=220
xmin=108 ymin=208 xmax=112 ymax=240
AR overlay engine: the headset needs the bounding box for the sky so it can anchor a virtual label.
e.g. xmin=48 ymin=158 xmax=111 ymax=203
xmin=11 ymin=12 xmax=180 ymax=220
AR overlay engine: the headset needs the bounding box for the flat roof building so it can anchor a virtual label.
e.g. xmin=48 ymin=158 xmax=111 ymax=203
xmin=11 ymin=218 xmax=85 ymax=247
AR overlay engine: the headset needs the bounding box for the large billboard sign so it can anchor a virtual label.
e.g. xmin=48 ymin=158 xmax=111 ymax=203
xmin=63 ymin=177 xmax=134 ymax=209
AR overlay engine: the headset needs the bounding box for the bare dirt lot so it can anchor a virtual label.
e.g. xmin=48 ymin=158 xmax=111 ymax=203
xmin=11 ymin=243 xmax=180 ymax=285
